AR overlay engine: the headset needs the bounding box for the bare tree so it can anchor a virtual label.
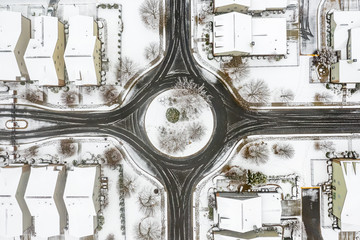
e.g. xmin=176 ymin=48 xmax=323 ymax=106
xmin=101 ymin=86 xmax=119 ymax=103
xmin=58 ymin=139 xmax=76 ymax=157
xmin=272 ymin=143 xmax=295 ymax=159
xmin=122 ymin=174 xmax=136 ymax=197
xmin=314 ymin=92 xmax=332 ymax=102
xmin=106 ymin=234 xmax=115 ymax=240
xmin=174 ymin=77 xmax=211 ymax=103
xmin=279 ymin=89 xmax=294 ymax=103
xmin=139 ymin=0 xmax=160 ymax=30
xmin=120 ymin=57 xmax=138 ymax=83
xmin=188 ymin=122 xmax=205 ymax=141
xmin=240 ymin=79 xmax=270 ymax=104
xmin=25 ymin=145 xmax=39 ymax=158
xmin=25 ymin=90 xmax=43 ymax=103
xmin=314 ymin=141 xmax=335 ymax=152
xmin=138 ymin=190 xmax=159 ymax=216
xmin=313 ymin=47 xmax=337 ymax=66
xmin=223 ymin=57 xmax=249 ymax=81
xmin=61 ymin=91 xmax=78 ymax=106
xmin=136 ymin=217 xmax=161 ymax=240
xmin=158 ymin=128 xmax=187 ymax=154
xmin=223 ymin=165 xmax=247 ymax=182
xmin=144 ymin=42 xmax=159 ymax=61
xmin=242 ymin=141 xmax=269 ymax=165
xmin=104 ymin=148 xmax=122 ymax=168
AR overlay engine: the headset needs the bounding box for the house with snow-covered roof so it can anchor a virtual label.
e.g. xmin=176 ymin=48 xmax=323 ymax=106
xmin=214 ymin=192 xmax=282 ymax=239
xmin=213 ymin=12 xmax=287 ymax=56
xmin=0 ymin=165 xmax=31 ymax=239
xmin=214 ymin=0 xmax=287 ymax=13
xmin=0 ymin=11 xmax=30 ymax=81
xmin=63 ymin=166 xmax=101 ymax=239
xmin=64 ymin=15 xmax=101 ymax=86
xmin=24 ymin=165 xmax=66 ymax=239
xmin=24 ymin=16 xmax=65 ymax=86
xmin=332 ymin=159 xmax=360 ymax=231
xmin=330 ymin=11 xmax=360 ymax=83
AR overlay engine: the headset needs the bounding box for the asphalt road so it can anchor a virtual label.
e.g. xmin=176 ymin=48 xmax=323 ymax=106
xmin=1 ymin=0 xmax=360 ymax=239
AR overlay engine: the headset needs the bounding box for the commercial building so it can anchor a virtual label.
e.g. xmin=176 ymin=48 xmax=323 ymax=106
xmin=0 ymin=11 xmax=30 ymax=81
xmin=24 ymin=165 xmax=66 ymax=239
xmin=332 ymin=159 xmax=360 ymax=231
xmin=214 ymin=0 xmax=287 ymax=13
xmin=214 ymin=192 xmax=282 ymax=239
xmin=24 ymin=16 xmax=65 ymax=86
xmin=213 ymin=12 xmax=287 ymax=56
xmin=330 ymin=11 xmax=360 ymax=83
xmin=63 ymin=166 xmax=101 ymax=239
xmin=0 ymin=165 xmax=31 ymax=239
xmin=64 ymin=15 xmax=101 ymax=86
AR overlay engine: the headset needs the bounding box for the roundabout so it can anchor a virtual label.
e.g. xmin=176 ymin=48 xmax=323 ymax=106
xmin=144 ymin=86 xmax=215 ymax=158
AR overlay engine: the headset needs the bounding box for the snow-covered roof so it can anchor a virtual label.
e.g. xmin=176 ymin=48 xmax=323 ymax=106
xmin=249 ymin=0 xmax=287 ymax=11
xmin=25 ymin=16 xmax=65 ymax=86
xmin=24 ymin=16 xmax=64 ymax=86
xmin=64 ymin=15 xmax=100 ymax=86
xmin=213 ymin=12 xmax=287 ymax=56
xmin=257 ymin=193 xmax=282 ymax=224
xmin=334 ymin=60 xmax=360 ymax=83
xmin=25 ymin=165 xmax=66 ymax=239
xmin=0 ymin=166 xmax=30 ymax=238
xmin=216 ymin=192 xmax=282 ymax=233
xmin=0 ymin=11 xmax=29 ymax=80
xmin=251 ymin=18 xmax=287 ymax=55
xmin=331 ymin=11 xmax=360 ymax=55
xmin=338 ymin=160 xmax=360 ymax=231
xmin=216 ymin=193 xmax=262 ymax=233
xmin=214 ymin=12 xmax=252 ymax=55
xmin=214 ymin=0 xmax=286 ymax=12
xmin=214 ymin=229 xmax=281 ymax=240
xmin=64 ymin=166 xmax=100 ymax=238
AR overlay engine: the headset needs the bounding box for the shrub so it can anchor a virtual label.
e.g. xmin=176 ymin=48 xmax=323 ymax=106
xmin=166 ymin=107 xmax=180 ymax=123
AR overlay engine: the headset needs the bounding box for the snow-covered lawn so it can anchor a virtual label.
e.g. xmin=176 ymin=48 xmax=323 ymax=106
xmin=145 ymin=89 xmax=214 ymax=157
xmin=190 ymin=0 xmax=360 ymax=108
xmin=193 ymin=134 xmax=360 ymax=240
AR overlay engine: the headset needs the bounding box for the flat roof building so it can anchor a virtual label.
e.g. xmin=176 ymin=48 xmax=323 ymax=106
xmin=24 ymin=16 xmax=65 ymax=86
xmin=0 ymin=11 xmax=30 ymax=81
xmin=213 ymin=12 xmax=287 ymax=56
xmin=214 ymin=0 xmax=287 ymax=13
xmin=0 ymin=166 xmax=31 ymax=239
xmin=24 ymin=165 xmax=66 ymax=239
xmin=64 ymin=166 xmax=101 ymax=239
xmin=64 ymin=15 xmax=101 ymax=86
xmin=332 ymin=159 xmax=360 ymax=231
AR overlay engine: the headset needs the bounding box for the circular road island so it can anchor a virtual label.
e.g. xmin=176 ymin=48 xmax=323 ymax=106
xmin=145 ymin=88 xmax=215 ymax=158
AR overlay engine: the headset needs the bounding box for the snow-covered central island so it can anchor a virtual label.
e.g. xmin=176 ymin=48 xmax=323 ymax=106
xmin=145 ymin=88 xmax=214 ymax=158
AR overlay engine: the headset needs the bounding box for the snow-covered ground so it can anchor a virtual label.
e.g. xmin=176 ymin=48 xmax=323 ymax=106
xmin=1 ymin=135 xmax=167 ymax=240
xmin=193 ymin=133 xmax=360 ymax=240
xmin=190 ymin=0 xmax=360 ymax=109
xmin=145 ymin=89 xmax=214 ymax=158
xmin=0 ymin=0 xmax=165 ymax=111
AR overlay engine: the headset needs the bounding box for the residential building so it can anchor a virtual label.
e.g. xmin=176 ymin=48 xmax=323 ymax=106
xmin=214 ymin=192 xmax=282 ymax=234
xmin=332 ymin=159 xmax=360 ymax=231
xmin=214 ymin=229 xmax=281 ymax=240
xmin=64 ymin=15 xmax=101 ymax=86
xmin=64 ymin=166 xmax=101 ymax=239
xmin=214 ymin=0 xmax=287 ymax=13
xmin=24 ymin=16 xmax=65 ymax=86
xmin=24 ymin=165 xmax=66 ymax=239
xmin=0 ymin=165 xmax=31 ymax=239
xmin=213 ymin=12 xmax=287 ymax=56
xmin=0 ymin=11 xmax=30 ymax=81
xmin=330 ymin=11 xmax=360 ymax=83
